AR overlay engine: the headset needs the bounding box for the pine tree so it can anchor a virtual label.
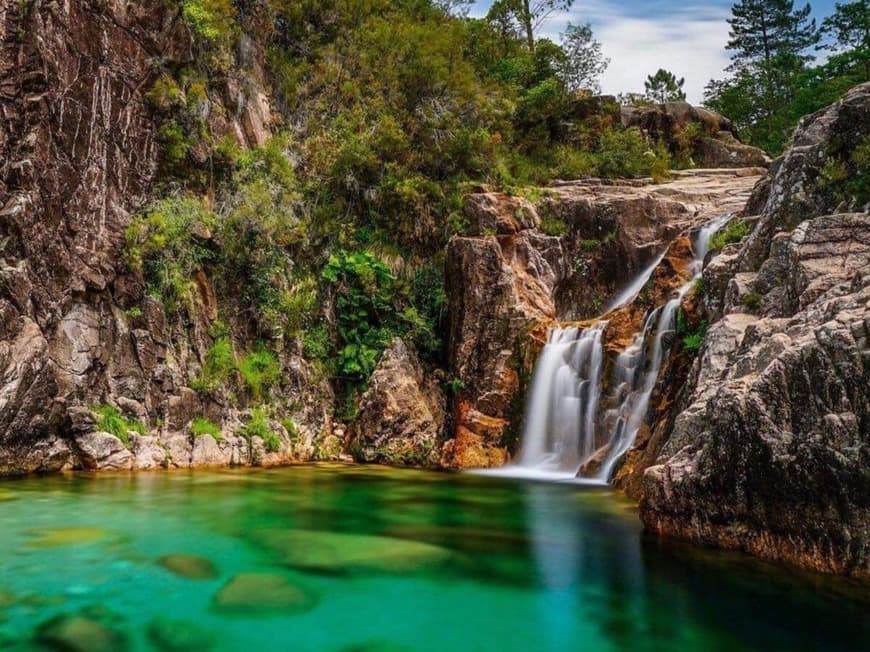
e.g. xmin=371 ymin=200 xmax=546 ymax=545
xmin=558 ymin=23 xmax=610 ymax=93
xmin=820 ymin=1 xmax=870 ymax=77
xmin=706 ymin=1 xmax=820 ymax=153
xmin=644 ymin=69 xmax=687 ymax=103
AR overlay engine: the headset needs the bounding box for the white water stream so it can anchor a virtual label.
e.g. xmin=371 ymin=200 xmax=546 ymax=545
xmin=487 ymin=214 xmax=733 ymax=484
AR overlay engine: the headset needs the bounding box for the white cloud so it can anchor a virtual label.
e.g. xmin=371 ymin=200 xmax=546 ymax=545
xmin=473 ymin=1 xmax=734 ymax=103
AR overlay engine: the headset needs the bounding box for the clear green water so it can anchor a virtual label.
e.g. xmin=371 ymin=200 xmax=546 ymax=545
xmin=0 ymin=465 xmax=867 ymax=652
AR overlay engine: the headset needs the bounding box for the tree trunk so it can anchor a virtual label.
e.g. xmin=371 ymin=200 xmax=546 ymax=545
xmin=522 ymin=0 xmax=535 ymax=53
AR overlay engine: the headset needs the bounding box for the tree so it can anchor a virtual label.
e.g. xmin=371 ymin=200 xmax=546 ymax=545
xmin=706 ymin=1 xmax=820 ymax=153
xmin=488 ymin=0 xmax=575 ymax=53
xmin=557 ymin=22 xmax=609 ymax=93
xmin=432 ymin=0 xmax=474 ymax=16
xmin=820 ymin=1 xmax=870 ymax=77
xmin=644 ymin=69 xmax=686 ymax=103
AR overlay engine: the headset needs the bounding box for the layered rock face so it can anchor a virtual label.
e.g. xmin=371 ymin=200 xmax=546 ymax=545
xmin=636 ymin=84 xmax=870 ymax=579
xmin=0 ymin=0 xmax=331 ymax=473
xmin=351 ymin=339 xmax=446 ymax=467
xmin=441 ymin=170 xmax=765 ymax=468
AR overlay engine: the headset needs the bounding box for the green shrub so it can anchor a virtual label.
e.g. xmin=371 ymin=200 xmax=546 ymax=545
xmin=579 ymin=239 xmax=600 ymax=252
xmin=125 ymin=198 xmax=219 ymax=313
xmin=237 ymin=347 xmax=281 ymax=403
xmin=682 ymin=329 xmax=707 ymax=353
xmin=540 ymin=217 xmax=568 ymax=237
xmin=594 ymin=128 xmax=651 ymax=178
xmin=676 ymin=308 xmax=708 ymax=354
xmin=281 ymin=417 xmax=299 ymax=442
xmin=192 ymin=336 xmax=235 ymax=394
xmin=742 ymin=292 xmax=762 ymax=311
xmin=709 ymin=219 xmax=751 ymax=253
xmin=191 ymin=417 xmax=222 ymax=441
xmin=240 ymin=408 xmax=279 ymax=452
xmin=92 ymin=405 xmax=146 ymax=447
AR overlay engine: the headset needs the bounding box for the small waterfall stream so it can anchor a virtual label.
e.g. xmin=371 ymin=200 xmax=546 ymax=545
xmin=492 ymin=214 xmax=733 ymax=484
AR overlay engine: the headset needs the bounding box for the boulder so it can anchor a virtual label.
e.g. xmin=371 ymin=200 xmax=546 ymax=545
xmin=352 ymin=339 xmax=446 ymax=467
xmin=73 ymin=432 xmax=133 ymax=471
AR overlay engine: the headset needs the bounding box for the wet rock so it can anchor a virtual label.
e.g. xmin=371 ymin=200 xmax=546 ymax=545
xmin=158 ymin=554 xmax=219 ymax=580
xmin=213 ymin=573 xmax=316 ymax=615
xmin=352 ymin=339 xmax=446 ymax=467
xmin=131 ymin=435 xmax=167 ymax=470
xmin=35 ymin=613 xmax=128 ymax=652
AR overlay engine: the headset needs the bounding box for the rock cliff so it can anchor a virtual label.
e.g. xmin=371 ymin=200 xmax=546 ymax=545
xmin=633 ymin=83 xmax=870 ymax=579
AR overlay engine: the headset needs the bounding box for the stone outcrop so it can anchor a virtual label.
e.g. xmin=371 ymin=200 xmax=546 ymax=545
xmin=352 ymin=339 xmax=447 ymax=467
xmin=621 ymin=102 xmax=771 ymax=169
xmin=635 ymin=83 xmax=870 ymax=579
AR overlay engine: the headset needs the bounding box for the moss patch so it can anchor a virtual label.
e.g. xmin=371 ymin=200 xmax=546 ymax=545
xmin=158 ymin=554 xmax=219 ymax=580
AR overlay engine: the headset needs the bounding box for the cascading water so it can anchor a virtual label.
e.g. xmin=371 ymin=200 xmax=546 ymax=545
xmin=491 ymin=213 xmax=734 ymax=484
xmin=507 ymin=324 xmax=606 ymax=480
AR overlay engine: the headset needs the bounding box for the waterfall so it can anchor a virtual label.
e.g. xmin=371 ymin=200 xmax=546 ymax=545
xmin=483 ymin=213 xmax=735 ymax=484
xmin=511 ymin=324 xmax=607 ymax=479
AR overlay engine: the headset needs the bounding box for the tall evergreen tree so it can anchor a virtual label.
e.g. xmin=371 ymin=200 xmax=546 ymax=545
xmin=644 ymin=69 xmax=687 ymax=103
xmin=706 ymin=1 xmax=820 ymax=153
xmin=820 ymin=1 xmax=870 ymax=76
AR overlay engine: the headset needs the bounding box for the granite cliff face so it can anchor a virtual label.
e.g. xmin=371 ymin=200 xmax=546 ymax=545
xmin=0 ymin=0 xmax=332 ymax=473
xmin=634 ymin=83 xmax=870 ymax=579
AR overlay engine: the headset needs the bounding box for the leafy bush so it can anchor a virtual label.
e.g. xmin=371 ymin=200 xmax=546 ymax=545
xmin=676 ymin=308 xmax=708 ymax=354
xmin=240 ymin=408 xmax=279 ymax=452
xmin=191 ymin=336 xmax=236 ymax=394
xmin=742 ymin=292 xmax=762 ymax=312
xmin=125 ymin=198 xmax=218 ymax=313
xmin=540 ymin=217 xmax=568 ymax=237
xmin=93 ymin=405 xmax=146 ymax=447
xmin=709 ymin=219 xmax=751 ymax=253
xmin=594 ymin=128 xmax=653 ymax=178
xmin=191 ymin=417 xmax=222 ymax=441
xmin=237 ymin=347 xmax=281 ymax=403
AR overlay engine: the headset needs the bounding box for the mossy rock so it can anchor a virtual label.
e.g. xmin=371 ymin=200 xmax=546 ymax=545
xmin=261 ymin=529 xmax=453 ymax=575
xmin=24 ymin=527 xmax=119 ymax=549
xmin=0 ymin=489 xmax=17 ymax=502
xmin=35 ymin=613 xmax=128 ymax=652
xmin=212 ymin=573 xmax=316 ymax=616
xmin=157 ymin=554 xmax=219 ymax=580
xmin=146 ymin=618 xmax=215 ymax=651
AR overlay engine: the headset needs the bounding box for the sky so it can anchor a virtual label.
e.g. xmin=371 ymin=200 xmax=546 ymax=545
xmin=469 ymin=1 xmax=838 ymax=103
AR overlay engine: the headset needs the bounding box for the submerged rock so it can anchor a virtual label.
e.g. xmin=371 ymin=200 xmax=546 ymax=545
xmin=213 ymin=573 xmax=316 ymax=615
xmin=261 ymin=529 xmax=453 ymax=574
xmin=24 ymin=527 xmax=118 ymax=549
xmin=35 ymin=613 xmax=128 ymax=652
xmin=146 ymin=618 xmax=215 ymax=651
xmin=157 ymin=554 xmax=219 ymax=580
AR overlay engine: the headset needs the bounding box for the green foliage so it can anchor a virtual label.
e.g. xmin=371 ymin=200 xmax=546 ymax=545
xmin=709 ymin=219 xmax=751 ymax=252
xmin=239 ymin=408 xmax=278 ymax=450
xmin=676 ymin=309 xmax=708 ymax=354
xmin=579 ymin=239 xmax=600 ymax=252
xmin=742 ymin=292 xmax=763 ymax=311
xmin=125 ymin=198 xmax=218 ymax=313
xmin=192 ymin=336 xmax=236 ymax=394
xmin=237 ymin=347 xmax=281 ymax=403
xmin=540 ymin=217 xmax=569 ymax=236
xmin=92 ymin=405 xmax=146 ymax=447
xmin=281 ymin=417 xmax=299 ymax=442
xmin=191 ymin=417 xmax=222 ymax=441
xmin=595 ymin=128 xmax=656 ymax=178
